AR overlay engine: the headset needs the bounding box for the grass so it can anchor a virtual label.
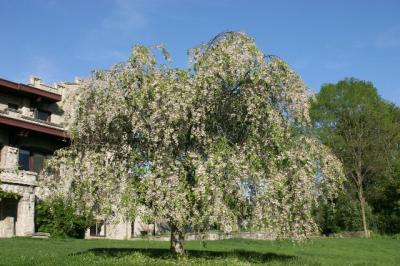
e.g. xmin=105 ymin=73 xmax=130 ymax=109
xmin=0 ymin=237 xmax=399 ymax=265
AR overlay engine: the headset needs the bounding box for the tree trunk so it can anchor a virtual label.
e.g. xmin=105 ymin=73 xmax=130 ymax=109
xmin=358 ymin=187 xmax=369 ymax=238
xmin=170 ymin=224 xmax=185 ymax=256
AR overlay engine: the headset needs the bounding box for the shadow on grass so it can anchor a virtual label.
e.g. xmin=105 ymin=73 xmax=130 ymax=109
xmin=71 ymin=247 xmax=295 ymax=263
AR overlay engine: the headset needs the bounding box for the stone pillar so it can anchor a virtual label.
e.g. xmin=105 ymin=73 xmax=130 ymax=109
xmin=30 ymin=76 xmax=42 ymax=87
xmin=21 ymin=98 xmax=33 ymax=117
xmin=15 ymin=187 xmax=35 ymax=236
xmin=1 ymin=146 xmax=18 ymax=169
xmin=154 ymin=222 xmax=161 ymax=235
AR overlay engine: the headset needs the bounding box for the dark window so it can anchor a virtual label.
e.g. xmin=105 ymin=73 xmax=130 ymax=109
xmin=18 ymin=149 xmax=50 ymax=173
xmin=0 ymin=198 xmax=18 ymax=236
xmin=90 ymin=220 xmax=106 ymax=237
xmin=7 ymin=103 xmax=18 ymax=110
xmin=36 ymin=109 xmax=51 ymax=122
xmin=18 ymin=149 xmax=30 ymax=171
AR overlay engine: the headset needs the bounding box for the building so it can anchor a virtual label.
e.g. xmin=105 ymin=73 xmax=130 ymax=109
xmin=0 ymin=76 xmax=163 ymax=239
xmin=86 ymin=218 xmax=163 ymax=239
xmin=0 ymin=76 xmax=70 ymax=237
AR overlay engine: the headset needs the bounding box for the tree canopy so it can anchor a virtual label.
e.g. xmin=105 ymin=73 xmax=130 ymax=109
xmin=310 ymin=78 xmax=400 ymax=237
xmin=41 ymin=32 xmax=344 ymax=255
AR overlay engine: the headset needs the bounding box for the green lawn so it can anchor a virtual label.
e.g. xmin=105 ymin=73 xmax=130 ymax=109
xmin=0 ymin=237 xmax=399 ymax=265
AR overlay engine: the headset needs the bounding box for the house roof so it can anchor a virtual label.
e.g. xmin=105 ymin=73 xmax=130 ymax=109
xmin=0 ymin=78 xmax=62 ymax=102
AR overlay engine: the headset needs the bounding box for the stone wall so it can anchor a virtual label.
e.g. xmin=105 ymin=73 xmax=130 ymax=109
xmin=84 ymin=217 xmax=165 ymax=240
xmin=132 ymin=231 xmax=277 ymax=241
xmin=0 ymin=146 xmax=37 ymax=238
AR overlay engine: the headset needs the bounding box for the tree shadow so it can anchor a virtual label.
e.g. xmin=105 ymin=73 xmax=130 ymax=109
xmin=71 ymin=247 xmax=295 ymax=263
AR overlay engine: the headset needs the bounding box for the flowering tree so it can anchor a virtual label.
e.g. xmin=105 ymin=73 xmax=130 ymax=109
xmin=41 ymin=32 xmax=344 ymax=255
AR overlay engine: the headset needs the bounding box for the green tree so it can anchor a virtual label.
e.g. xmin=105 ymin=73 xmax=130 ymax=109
xmin=310 ymin=78 xmax=400 ymax=237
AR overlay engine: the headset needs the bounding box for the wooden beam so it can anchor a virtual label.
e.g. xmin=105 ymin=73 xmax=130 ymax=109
xmin=0 ymin=115 xmax=68 ymax=139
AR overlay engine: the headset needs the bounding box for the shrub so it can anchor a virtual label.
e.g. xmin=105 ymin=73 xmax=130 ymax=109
xmin=35 ymin=197 xmax=92 ymax=238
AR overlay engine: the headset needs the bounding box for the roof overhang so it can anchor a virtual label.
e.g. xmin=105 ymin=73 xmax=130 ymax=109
xmin=0 ymin=114 xmax=69 ymax=139
xmin=0 ymin=78 xmax=61 ymax=102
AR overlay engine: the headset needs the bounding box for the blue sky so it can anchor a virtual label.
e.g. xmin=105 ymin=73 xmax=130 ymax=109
xmin=0 ymin=0 xmax=399 ymax=105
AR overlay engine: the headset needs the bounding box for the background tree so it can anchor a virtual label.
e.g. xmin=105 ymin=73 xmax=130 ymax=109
xmin=313 ymin=190 xmax=374 ymax=235
xmin=367 ymin=104 xmax=400 ymax=234
xmin=310 ymin=78 xmax=400 ymax=237
xmin=41 ymin=32 xmax=344 ymax=255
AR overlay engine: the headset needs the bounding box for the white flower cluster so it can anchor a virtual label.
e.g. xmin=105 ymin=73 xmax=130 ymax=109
xmin=40 ymin=32 xmax=344 ymax=241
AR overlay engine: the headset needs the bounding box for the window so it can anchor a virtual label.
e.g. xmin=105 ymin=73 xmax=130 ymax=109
xmin=36 ymin=109 xmax=51 ymax=122
xmin=18 ymin=149 xmax=30 ymax=171
xmin=18 ymin=149 xmax=49 ymax=173
xmin=32 ymin=153 xmax=46 ymax=173
xmin=90 ymin=220 xmax=106 ymax=237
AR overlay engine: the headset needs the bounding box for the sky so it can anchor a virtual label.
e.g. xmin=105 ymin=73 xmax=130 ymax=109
xmin=0 ymin=0 xmax=399 ymax=105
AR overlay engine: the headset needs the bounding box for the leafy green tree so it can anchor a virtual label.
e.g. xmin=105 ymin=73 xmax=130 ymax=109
xmin=41 ymin=32 xmax=344 ymax=255
xmin=310 ymin=78 xmax=400 ymax=237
